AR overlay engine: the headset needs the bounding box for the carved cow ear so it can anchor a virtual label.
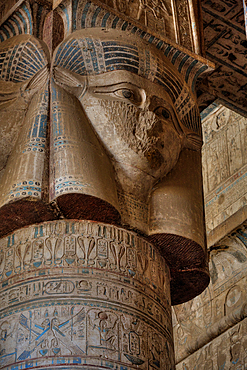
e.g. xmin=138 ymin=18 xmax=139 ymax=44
xmin=24 ymin=66 xmax=49 ymax=93
xmin=183 ymin=132 xmax=203 ymax=151
xmin=53 ymin=66 xmax=87 ymax=98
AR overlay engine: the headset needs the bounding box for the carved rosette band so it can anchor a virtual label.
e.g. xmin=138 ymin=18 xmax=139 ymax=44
xmin=0 ymin=220 xmax=174 ymax=370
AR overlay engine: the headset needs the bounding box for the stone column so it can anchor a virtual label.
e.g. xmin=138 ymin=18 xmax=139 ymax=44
xmin=0 ymin=220 xmax=173 ymax=370
xmin=0 ymin=1 xmax=214 ymax=369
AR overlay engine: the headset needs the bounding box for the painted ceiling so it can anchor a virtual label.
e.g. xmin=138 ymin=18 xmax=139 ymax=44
xmin=198 ymin=0 xmax=247 ymax=117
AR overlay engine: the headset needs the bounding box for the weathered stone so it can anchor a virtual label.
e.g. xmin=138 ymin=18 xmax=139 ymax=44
xmin=0 ymin=220 xmax=174 ymax=370
xmin=173 ymin=105 xmax=247 ymax=368
xmin=202 ymin=106 xmax=247 ymax=247
xmin=0 ymin=1 xmax=213 ymax=368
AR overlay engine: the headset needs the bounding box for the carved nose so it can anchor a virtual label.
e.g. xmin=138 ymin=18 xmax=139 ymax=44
xmin=146 ymin=95 xmax=159 ymax=113
xmin=143 ymin=96 xmax=152 ymax=110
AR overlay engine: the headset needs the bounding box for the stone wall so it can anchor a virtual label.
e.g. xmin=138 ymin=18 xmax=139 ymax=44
xmin=202 ymin=105 xmax=247 ymax=246
xmin=177 ymin=315 xmax=247 ymax=369
xmin=174 ymin=222 xmax=247 ymax=367
xmin=174 ymin=105 xmax=247 ymax=369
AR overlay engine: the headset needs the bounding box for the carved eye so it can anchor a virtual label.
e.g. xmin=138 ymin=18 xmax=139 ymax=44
xmin=114 ymin=88 xmax=137 ymax=102
xmin=154 ymin=107 xmax=171 ymax=119
xmin=122 ymin=90 xmax=133 ymax=99
xmin=90 ymin=83 xmax=145 ymax=106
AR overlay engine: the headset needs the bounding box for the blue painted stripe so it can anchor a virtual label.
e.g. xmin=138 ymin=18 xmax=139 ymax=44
xmin=106 ymin=64 xmax=139 ymax=73
xmin=36 ymin=4 xmax=43 ymax=35
xmin=121 ymin=21 xmax=128 ymax=31
xmin=103 ymin=46 xmax=138 ymax=54
xmin=112 ymin=16 xmax=119 ymax=29
xmin=64 ymin=50 xmax=85 ymax=70
xmin=1 ymin=26 xmax=10 ymax=39
xmin=6 ymin=21 xmax=16 ymax=36
xmin=81 ymin=1 xmax=91 ymax=28
xmin=178 ymin=55 xmax=189 ymax=73
xmin=0 ymin=33 xmax=4 ymax=42
xmin=23 ymin=44 xmax=45 ymax=69
xmin=140 ymin=31 xmax=146 ymax=38
xmin=191 ymin=65 xmax=208 ymax=92
xmin=164 ymin=45 xmax=172 ymax=57
xmin=155 ymin=73 xmax=179 ymax=100
xmin=185 ymin=60 xmax=198 ymax=83
xmin=87 ymin=38 xmax=99 ymax=72
xmin=22 ymin=3 xmax=32 ymax=34
xmin=60 ymin=4 xmax=70 ymax=33
xmin=16 ymin=11 xmax=27 ymax=34
xmin=38 ymin=114 xmax=47 ymax=138
xmin=11 ymin=16 xmax=22 ymax=34
xmin=71 ymin=64 xmax=86 ymax=74
xmin=7 ymin=45 xmax=18 ymax=78
xmin=157 ymin=64 xmax=182 ymax=92
xmin=72 ymin=0 xmax=80 ymax=31
xmin=156 ymin=40 xmax=163 ymax=49
xmin=32 ymin=116 xmax=39 ymax=137
xmin=105 ymin=58 xmax=139 ymax=68
xmin=105 ymin=52 xmax=139 ymax=61
xmin=131 ymin=26 xmax=137 ymax=34
xmin=91 ymin=7 xmax=101 ymax=27
xmin=171 ymin=50 xmax=181 ymax=65
xmin=103 ymin=41 xmax=138 ymax=51
xmin=101 ymin=12 xmax=111 ymax=27
xmin=148 ymin=35 xmax=155 ymax=43
xmin=200 ymin=102 xmax=219 ymax=120
xmin=54 ymin=41 xmax=72 ymax=65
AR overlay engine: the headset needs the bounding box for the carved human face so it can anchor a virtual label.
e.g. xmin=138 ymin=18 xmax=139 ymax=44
xmin=80 ymin=70 xmax=182 ymax=179
xmin=52 ymin=28 xmax=200 ymax=197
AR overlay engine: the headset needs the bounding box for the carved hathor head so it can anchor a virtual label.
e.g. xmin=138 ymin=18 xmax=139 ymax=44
xmin=52 ymin=28 xmax=202 ymax=192
xmin=51 ymin=29 xmax=208 ymax=305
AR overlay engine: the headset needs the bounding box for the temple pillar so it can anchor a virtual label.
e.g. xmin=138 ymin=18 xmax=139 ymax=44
xmin=0 ymin=0 xmax=215 ymax=369
xmin=0 ymin=220 xmax=174 ymax=370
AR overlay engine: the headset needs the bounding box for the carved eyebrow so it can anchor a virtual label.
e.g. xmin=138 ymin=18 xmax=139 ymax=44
xmin=88 ymin=82 xmax=147 ymax=107
xmin=89 ymin=82 xmax=142 ymax=94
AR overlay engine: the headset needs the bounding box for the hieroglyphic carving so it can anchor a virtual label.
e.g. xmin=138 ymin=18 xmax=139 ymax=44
xmin=175 ymin=0 xmax=193 ymax=51
xmin=202 ymin=105 xmax=247 ymax=235
xmin=0 ymin=276 xmax=171 ymax=330
xmin=173 ymin=222 xmax=247 ymax=366
xmin=0 ymin=220 xmax=174 ymax=369
xmin=77 ymin=0 xmax=175 ymax=40
xmin=176 ymin=317 xmax=247 ymax=370
xmin=0 ymin=303 xmax=174 ymax=369
xmin=70 ymin=0 xmax=199 ymax=52
xmin=198 ymin=0 xmax=247 ymax=116
xmin=0 ymin=220 xmax=170 ymax=300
